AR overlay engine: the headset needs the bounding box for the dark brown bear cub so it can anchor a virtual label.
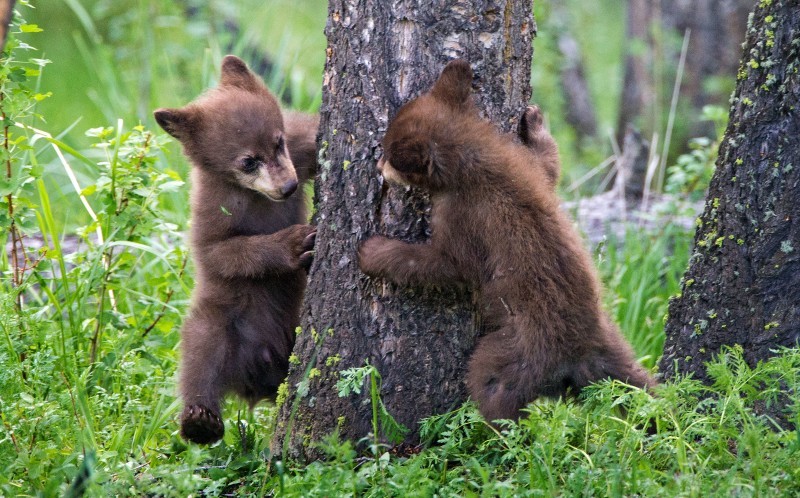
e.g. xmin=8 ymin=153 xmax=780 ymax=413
xmin=359 ymin=59 xmax=656 ymax=423
xmin=154 ymin=55 xmax=317 ymax=444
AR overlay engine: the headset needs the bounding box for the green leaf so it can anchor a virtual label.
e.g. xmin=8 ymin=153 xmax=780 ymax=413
xmin=0 ymin=177 xmax=14 ymax=197
xmin=157 ymin=180 xmax=184 ymax=193
xmin=8 ymin=67 xmax=26 ymax=82
xmin=19 ymin=24 xmax=43 ymax=33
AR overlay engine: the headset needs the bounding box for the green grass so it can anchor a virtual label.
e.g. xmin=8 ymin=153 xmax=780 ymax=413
xmin=3 ymin=1 xmax=799 ymax=497
xmin=600 ymin=225 xmax=692 ymax=370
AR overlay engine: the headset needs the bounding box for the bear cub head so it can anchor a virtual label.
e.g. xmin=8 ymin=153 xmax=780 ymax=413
xmin=379 ymin=59 xmax=477 ymax=191
xmin=154 ymin=55 xmax=299 ymax=201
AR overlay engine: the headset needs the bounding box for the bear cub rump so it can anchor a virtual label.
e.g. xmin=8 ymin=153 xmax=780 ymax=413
xmin=359 ymin=59 xmax=656 ymax=422
xmin=154 ymin=56 xmax=317 ymax=444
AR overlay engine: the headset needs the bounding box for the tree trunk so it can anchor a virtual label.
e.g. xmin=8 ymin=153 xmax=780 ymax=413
xmin=660 ymin=0 xmax=800 ymax=427
xmin=553 ymin=5 xmax=597 ymax=141
xmin=616 ymin=0 xmax=751 ymax=147
xmin=271 ymin=0 xmax=534 ymax=461
xmin=0 ymin=0 xmax=15 ymax=53
xmin=616 ymin=0 xmax=657 ymax=148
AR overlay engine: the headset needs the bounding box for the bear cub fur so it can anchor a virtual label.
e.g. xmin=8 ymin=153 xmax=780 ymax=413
xmin=154 ymin=55 xmax=318 ymax=444
xmin=359 ymin=59 xmax=656 ymax=422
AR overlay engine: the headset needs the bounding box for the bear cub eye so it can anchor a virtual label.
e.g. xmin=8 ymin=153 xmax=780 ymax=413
xmin=275 ymin=134 xmax=285 ymax=154
xmin=241 ymin=156 xmax=260 ymax=174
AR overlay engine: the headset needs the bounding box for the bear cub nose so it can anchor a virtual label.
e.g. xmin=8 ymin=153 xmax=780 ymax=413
xmin=280 ymin=179 xmax=298 ymax=198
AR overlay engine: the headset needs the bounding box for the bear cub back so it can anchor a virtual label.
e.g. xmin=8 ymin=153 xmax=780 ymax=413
xmin=360 ymin=59 xmax=656 ymax=422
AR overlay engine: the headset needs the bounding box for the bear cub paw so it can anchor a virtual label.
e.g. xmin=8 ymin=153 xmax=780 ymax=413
xmin=279 ymin=224 xmax=316 ymax=271
xmin=519 ymin=105 xmax=544 ymax=144
xmin=357 ymin=236 xmax=393 ymax=277
xmin=180 ymin=404 xmax=224 ymax=445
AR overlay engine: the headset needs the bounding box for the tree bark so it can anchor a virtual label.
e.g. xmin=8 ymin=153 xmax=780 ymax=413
xmin=660 ymin=0 xmax=800 ymax=426
xmin=270 ymin=0 xmax=534 ymax=461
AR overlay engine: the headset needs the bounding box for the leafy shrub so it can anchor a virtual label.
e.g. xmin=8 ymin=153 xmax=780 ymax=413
xmin=665 ymin=105 xmax=728 ymax=200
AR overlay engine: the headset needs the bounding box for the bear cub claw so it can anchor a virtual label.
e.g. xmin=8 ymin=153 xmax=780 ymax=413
xmin=280 ymin=224 xmax=316 ymax=271
xmin=299 ymin=229 xmax=316 ymax=271
xmin=180 ymin=404 xmax=224 ymax=445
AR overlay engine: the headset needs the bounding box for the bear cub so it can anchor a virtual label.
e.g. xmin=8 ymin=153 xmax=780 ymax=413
xmin=359 ymin=59 xmax=656 ymax=422
xmin=154 ymin=55 xmax=318 ymax=444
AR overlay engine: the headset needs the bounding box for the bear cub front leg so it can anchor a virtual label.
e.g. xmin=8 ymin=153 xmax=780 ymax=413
xmin=359 ymin=236 xmax=463 ymax=287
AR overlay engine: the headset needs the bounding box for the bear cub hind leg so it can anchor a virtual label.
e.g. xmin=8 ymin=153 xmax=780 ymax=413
xmin=177 ymin=311 xmax=229 ymax=444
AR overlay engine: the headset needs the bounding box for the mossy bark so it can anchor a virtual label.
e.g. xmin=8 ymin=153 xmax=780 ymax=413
xmin=271 ymin=0 xmax=535 ymax=461
xmin=660 ymin=0 xmax=800 ymax=427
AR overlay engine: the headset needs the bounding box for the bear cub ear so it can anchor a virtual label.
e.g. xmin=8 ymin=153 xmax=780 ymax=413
xmin=219 ymin=55 xmax=262 ymax=93
xmin=387 ymin=137 xmax=432 ymax=176
xmin=154 ymin=108 xmax=194 ymax=141
xmin=430 ymin=58 xmax=474 ymax=108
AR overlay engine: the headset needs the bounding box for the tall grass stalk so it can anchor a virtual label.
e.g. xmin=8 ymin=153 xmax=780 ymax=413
xmin=657 ymin=28 xmax=691 ymax=192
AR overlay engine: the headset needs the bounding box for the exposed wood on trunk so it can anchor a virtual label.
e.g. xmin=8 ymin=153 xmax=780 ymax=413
xmin=612 ymin=126 xmax=650 ymax=202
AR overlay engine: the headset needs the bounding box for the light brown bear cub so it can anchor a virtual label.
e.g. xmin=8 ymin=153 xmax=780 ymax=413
xmin=154 ymin=55 xmax=317 ymax=444
xmin=359 ymin=59 xmax=655 ymax=422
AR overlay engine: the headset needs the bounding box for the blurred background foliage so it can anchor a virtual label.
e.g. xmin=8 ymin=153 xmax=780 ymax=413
xmin=31 ymin=0 xmax=326 ymax=139
xmin=28 ymin=0 xmax=743 ymax=198
xmin=27 ymin=0 xmax=327 ymax=231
